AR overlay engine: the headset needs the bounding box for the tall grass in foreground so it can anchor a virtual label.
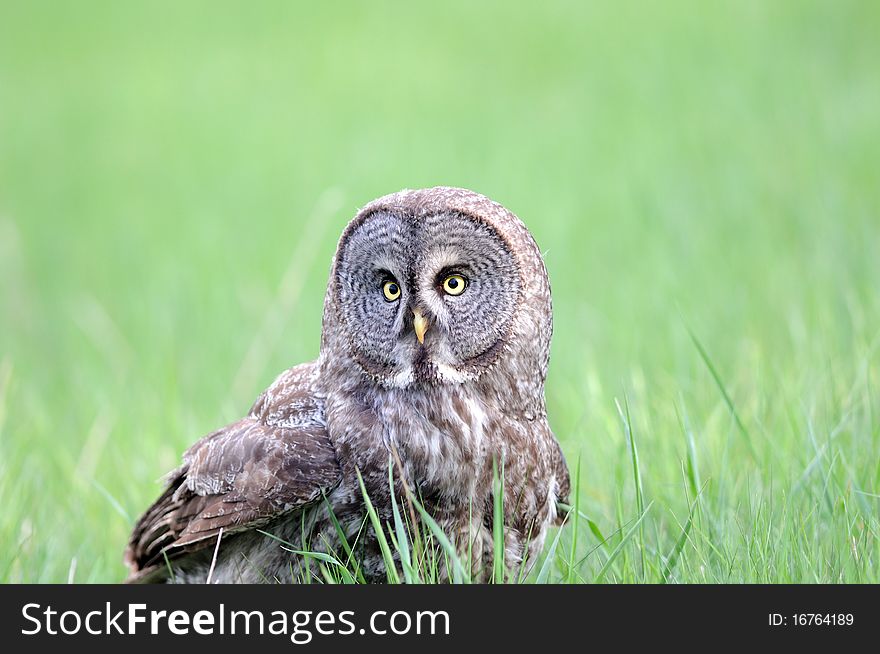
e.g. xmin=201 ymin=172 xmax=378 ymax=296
xmin=246 ymin=328 xmax=879 ymax=584
xmin=254 ymin=460 xmax=545 ymax=584
xmin=3 ymin=317 xmax=879 ymax=583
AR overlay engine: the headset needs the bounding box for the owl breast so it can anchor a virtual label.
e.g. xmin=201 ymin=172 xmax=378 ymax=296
xmin=319 ymin=377 xmax=561 ymax=581
xmin=326 ymin=384 xmax=491 ymax=507
xmin=383 ymin=387 xmax=490 ymax=503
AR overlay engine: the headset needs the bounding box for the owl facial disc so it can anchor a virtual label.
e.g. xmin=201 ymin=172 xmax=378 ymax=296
xmin=332 ymin=201 xmax=524 ymax=388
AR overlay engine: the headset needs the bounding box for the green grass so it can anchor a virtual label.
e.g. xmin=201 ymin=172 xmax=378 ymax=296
xmin=1 ymin=0 xmax=878 ymax=583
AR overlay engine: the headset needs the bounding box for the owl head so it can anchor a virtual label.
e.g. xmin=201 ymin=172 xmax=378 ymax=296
xmin=321 ymin=187 xmax=552 ymax=401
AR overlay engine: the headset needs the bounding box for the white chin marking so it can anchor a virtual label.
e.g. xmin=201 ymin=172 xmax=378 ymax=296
xmin=436 ymin=363 xmax=468 ymax=384
xmin=388 ymin=368 xmax=415 ymax=389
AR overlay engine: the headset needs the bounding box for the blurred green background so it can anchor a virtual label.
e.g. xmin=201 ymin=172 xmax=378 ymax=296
xmin=1 ymin=0 xmax=878 ymax=582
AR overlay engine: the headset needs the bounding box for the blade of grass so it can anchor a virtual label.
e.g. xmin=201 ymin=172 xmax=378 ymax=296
xmin=573 ymin=520 xmax=630 ymax=571
xmin=388 ymin=457 xmax=418 ymax=584
xmin=355 ymin=468 xmax=400 ymax=584
xmin=535 ymin=508 xmax=571 ymax=583
xmin=91 ymin=479 xmax=131 ymax=523
xmin=594 ymin=501 xmax=653 ymax=583
xmin=616 ymin=395 xmax=647 ymax=580
xmin=514 ymin=523 xmax=536 ymax=583
xmin=257 ymin=530 xmax=357 ymax=584
xmin=321 ymin=493 xmax=366 ymax=583
xmin=318 ymin=563 xmax=337 ymax=584
xmin=388 ymin=442 xmax=424 ymax=572
xmin=661 ymin=481 xmax=708 ymax=583
xmin=557 ymin=502 xmax=608 ymax=547
xmin=565 ymin=455 xmax=581 ymax=582
xmin=162 ymin=550 xmax=175 ymax=583
xmin=492 ymin=459 xmax=505 ymax=583
xmin=686 ymin=325 xmax=757 ymax=458
xmin=410 ymin=494 xmax=469 ymax=584
xmin=675 ymin=397 xmax=701 ymax=499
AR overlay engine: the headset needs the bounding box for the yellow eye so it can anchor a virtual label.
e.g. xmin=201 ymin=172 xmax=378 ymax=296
xmin=442 ymin=274 xmax=467 ymax=296
xmin=382 ymin=280 xmax=401 ymax=302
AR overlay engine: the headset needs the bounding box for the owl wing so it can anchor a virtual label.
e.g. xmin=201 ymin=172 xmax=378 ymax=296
xmin=124 ymin=362 xmax=341 ymax=581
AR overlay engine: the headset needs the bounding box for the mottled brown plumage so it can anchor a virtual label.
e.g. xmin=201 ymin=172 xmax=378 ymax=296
xmin=125 ymin=187 xmax=569 ymax=583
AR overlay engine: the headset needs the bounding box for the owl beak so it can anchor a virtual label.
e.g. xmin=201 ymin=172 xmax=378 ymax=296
xmin=412 ymin=308 xmax=430 ymax=345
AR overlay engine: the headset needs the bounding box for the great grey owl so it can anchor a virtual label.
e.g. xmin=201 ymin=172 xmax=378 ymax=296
xmin=125 ymin=186 xmax=570 ymax=583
